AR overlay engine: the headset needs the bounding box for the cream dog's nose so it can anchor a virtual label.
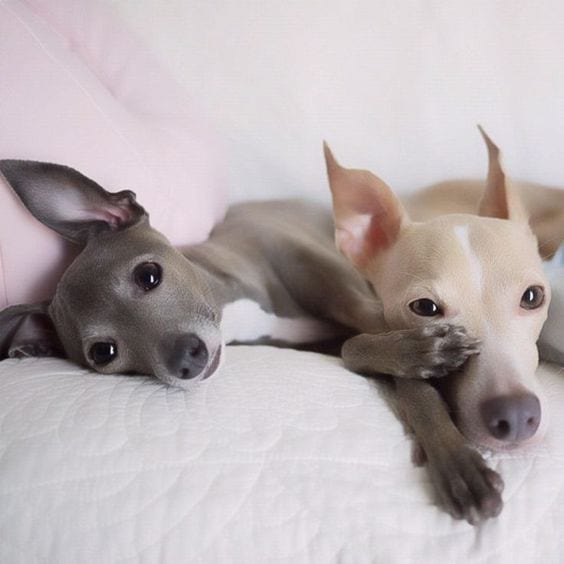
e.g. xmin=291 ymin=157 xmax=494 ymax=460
xmin=480 ymin=394 xmax=541 ymax=442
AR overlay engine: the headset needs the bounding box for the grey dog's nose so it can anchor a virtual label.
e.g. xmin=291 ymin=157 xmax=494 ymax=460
xmin=480 ymin=394 xmax=541 ymax=443
xmin=164 ymin=334 xmax=209 ymax=379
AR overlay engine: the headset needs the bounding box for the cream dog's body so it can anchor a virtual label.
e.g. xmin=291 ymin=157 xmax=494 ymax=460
xmin=325 ymin=129 xmax=557 ymax=522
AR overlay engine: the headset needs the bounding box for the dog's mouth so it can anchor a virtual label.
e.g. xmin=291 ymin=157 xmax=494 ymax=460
xmin=200 ymin=346 xmax=223 ymax=381
xmin=440 ymin=363 xmax=547 ymax=452
xmin=472 ymin=432 xmax=546 ymax=454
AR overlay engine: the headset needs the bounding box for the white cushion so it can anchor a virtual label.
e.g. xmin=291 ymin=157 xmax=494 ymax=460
xmin=0 ymin=0 xmax=223 ymax=309
xmin=0 ymin=347 xmax=563 ymax=562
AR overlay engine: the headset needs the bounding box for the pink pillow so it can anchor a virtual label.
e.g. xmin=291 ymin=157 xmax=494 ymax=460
xmin=0 ymin=0 xmax=225 ymax=309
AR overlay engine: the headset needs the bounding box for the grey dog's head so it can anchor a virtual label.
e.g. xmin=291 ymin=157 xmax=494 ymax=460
xmin=0 ymin=161 xmax=223 ymax=388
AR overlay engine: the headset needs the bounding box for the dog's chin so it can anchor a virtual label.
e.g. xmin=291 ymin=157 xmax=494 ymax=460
xmin=155 ymin=345 xmax=224 ymax=389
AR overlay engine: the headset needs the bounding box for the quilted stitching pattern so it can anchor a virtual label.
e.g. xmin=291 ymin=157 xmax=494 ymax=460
xmin=0 ymin=347 xmax=563 ymax=563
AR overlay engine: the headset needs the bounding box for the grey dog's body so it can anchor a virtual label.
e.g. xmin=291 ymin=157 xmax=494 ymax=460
xmin=187 ymin=199 xmax=381 ymax=336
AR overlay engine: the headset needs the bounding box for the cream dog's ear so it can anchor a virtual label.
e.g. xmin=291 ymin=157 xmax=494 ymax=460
xmin=323 ymin=142 xmax=410 ymax=269
xmin=477 ymin=126 xmax=528 ymax=223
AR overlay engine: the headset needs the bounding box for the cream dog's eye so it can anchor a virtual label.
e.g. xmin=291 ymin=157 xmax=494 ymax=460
xmin=520 ymin=286 xmax=545 ymax=310
xmin=409 ymin=298 xmax=442 ymax=317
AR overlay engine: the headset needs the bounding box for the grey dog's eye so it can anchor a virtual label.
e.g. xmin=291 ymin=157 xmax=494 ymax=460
xmin=134 ymin=262 xmax=162 ymax=291
xmin=409 ymin=298 xmax=442 ymax=317
xmin=520 ymin=285 xmax=545 ymax=310
xmin=89 ymin=342 xmax=117 ymax=365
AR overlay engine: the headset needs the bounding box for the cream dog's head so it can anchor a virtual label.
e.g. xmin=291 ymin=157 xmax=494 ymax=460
xmin=325 ymin=129 xmax=550 ymax=451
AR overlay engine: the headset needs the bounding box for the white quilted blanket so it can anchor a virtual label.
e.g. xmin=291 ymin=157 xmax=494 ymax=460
xmin=0 ymin=346 xmax=563 ymax=563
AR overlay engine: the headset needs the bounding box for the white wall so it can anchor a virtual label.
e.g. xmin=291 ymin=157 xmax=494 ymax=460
xmin=108 ymin=0 xmax=564 ymax=203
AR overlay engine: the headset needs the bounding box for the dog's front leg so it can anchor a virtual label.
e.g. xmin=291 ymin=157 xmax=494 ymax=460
xmin=341 ymin=324 xmax=479 ymax=379
xmin=394 ymin=378 xmax=504 ymax=524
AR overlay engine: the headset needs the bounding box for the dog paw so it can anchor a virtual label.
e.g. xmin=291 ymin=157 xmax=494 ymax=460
xmin=425 ymin=443 xmax=504 ymax=525
xmin=8 ymin=342 xmax=61 ymax=358
xmin=400 ymin=324 xmax=480 ymax=379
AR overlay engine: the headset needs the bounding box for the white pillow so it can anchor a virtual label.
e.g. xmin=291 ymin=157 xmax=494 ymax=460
xmin=0 ymin=0 xmax=224 ymax=310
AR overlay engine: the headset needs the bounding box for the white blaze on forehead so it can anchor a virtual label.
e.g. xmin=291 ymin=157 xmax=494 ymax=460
xmin=454 ymin=224 xmax=483 ymax=293
xmin=220 ymin=299 xmax=338 ymax=344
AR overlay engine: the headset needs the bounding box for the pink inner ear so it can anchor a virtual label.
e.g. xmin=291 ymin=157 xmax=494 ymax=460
xmin=336 ymin=228 xmax=364 ymax=262
xmin=81 ymin=204 xmax=133 ymax=229
xmin=480 ymin=181 xmax=510 ymax=220
xmin=366 ymin=214 xmax=396 ymax=250
xmin=336 ymin=211 xmax=399 ymax=266
xmin=495 ymin=190 xmax=509 ymax=220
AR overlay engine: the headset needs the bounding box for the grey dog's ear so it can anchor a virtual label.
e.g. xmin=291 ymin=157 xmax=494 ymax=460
xmin=0 ymin=303 xmax=64 ymax=360
xmin=0 ymin=160 xmax=147 ymax=245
